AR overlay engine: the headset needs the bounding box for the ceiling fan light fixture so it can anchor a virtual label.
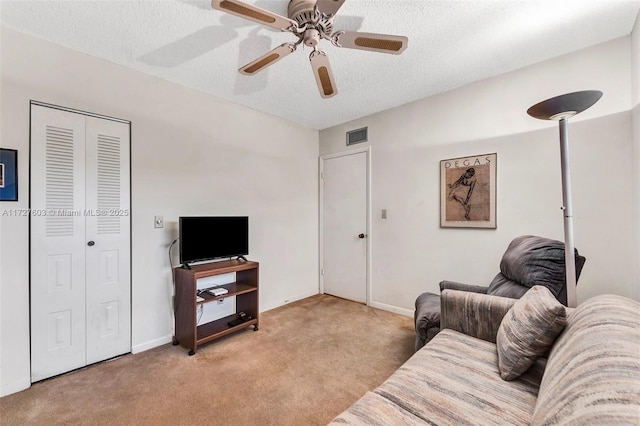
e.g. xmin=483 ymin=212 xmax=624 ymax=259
xmin=303 ymin=29 xmax=321 ymax=47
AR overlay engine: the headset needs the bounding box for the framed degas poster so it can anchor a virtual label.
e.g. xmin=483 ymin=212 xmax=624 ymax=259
xmin=440 ymin=153 xmax=496 ymax=228
xmin=0 ymin=149 xmax=18 ymax=201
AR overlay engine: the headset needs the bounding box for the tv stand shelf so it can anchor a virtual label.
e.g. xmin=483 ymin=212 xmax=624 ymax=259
xmin=196 ymin=282 xmax=256 ymax=303
xmin=173 ymin=259 xmax=259 ymax=355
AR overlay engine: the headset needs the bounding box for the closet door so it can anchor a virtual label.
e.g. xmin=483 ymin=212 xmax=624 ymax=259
xmin=30 ymin=104 xmax=131 ymax=381
xmin=85 ymin=116 xmax=131 ymax=363
xmin=30 ymin=106 xmax=88 ymax=381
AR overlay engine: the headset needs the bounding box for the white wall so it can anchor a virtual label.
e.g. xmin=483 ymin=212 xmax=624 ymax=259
xmin=320 ymin=37 xmax=637 ymax=312
xmin=0 ymin=27 xmax=319 ymax=396
xmin=633 ymin=12 xmax=640 ymax=107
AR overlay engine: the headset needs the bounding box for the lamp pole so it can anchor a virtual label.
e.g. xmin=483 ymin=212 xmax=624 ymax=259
xmin=527 ymin=90 xmax=602 ymax=308
xmin=558 ymin=118 xmax=577 ymax=307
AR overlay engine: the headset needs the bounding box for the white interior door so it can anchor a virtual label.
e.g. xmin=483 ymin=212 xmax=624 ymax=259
xmin=85 ymin=116 xmax=131 ymax=364
xmin=30 ymin=106 xmax=88 ymax=381
xmin=30 ymin=104 xmax=131 ymax=381
xmin=322 ymin=150 xmax=368 ymax=303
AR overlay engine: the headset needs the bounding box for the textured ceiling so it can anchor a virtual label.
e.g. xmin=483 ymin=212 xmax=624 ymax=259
xmin=2 ymin=0 xmax=639 ymax=129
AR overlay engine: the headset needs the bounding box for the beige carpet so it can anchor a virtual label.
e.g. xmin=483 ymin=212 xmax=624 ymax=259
xmin=0 ymin=294 xmax=415 ymax=425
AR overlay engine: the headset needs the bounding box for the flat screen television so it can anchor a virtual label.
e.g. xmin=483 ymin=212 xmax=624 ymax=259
xmin=179 ymin=216 xmax=249 ymax=266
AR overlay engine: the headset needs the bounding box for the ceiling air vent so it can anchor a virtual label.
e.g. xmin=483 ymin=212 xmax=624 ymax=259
xmin=346 ymin=127 xmax=368 ymax=146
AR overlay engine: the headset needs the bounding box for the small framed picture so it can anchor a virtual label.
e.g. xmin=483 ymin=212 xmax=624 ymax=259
xmin=0 ymin=149 xmax=18 ymax=201
xmin=440 ymin=153 xmax=496 ymax=228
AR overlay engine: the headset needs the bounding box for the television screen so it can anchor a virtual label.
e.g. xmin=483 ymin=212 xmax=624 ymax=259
xmin=179 ymin=216 xmax=248 ymax=265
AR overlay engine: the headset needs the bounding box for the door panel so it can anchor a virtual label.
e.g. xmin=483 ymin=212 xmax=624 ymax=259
xmin=30 ymin=105 xmax=87 ymax=381
xmin=46 ymin=310 xmax=72 ymax=351
xmin=322 ymin=152 xmax=367 ymax=303
xmin=47 ymin=254 xmax=72 ymax=293
xmin=85 ymin=116 xmax=131 ymax=364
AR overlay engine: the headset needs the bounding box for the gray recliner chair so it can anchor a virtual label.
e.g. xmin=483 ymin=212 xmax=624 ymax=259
xmin=414 ymin=235 xmax=586 ymax=351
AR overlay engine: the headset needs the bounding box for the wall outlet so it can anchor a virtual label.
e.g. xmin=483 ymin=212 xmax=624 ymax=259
xmin=381 ymin=209 xmax=387 ymax=219
xmin=154 ymin=216 xmax=163 ymax=228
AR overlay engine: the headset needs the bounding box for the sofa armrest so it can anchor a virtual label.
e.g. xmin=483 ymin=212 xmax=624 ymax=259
xmin=439 ymin=280 xmax=488 ymax=294
xmin=440 ymin=289 xmax=517 ymax=343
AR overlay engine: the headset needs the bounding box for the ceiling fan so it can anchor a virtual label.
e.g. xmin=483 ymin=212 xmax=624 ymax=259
xmin=211 ymin=0 xmax=409 ymax=98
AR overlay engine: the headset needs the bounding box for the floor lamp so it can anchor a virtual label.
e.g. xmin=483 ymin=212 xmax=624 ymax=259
xmin=527 ymin=90 xmax=602 ymax=308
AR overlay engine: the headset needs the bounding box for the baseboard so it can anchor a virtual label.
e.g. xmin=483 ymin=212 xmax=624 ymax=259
xmin=0 ymin=376 xmax=31 ymax=397
xmin=131 ymin=334 xmax=173 ymax=354
xmin=369 ymin=300 xmax=414 ymax=318
xmin=261 ymin=290 xmax=320 ymax=313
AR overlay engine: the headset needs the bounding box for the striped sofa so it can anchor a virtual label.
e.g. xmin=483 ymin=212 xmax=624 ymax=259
xmin=330 ymin=290 xmax=640 ymax=425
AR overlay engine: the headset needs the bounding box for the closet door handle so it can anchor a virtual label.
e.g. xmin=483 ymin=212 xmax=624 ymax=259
xmin=87 ymin=241 xmax=95 ymax=247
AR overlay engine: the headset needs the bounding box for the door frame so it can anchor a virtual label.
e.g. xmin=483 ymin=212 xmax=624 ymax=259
xmin=319 ymin=146 xmax=371 ymax=305
xmin=28 ymin=100 xmax=133 ymax=381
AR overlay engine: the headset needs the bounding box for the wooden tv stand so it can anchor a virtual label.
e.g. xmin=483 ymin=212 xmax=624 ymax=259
xmin=173 ymin=259 xmax=259 ymax=355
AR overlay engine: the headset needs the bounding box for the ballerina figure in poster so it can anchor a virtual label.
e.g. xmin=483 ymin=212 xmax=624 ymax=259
xmin=448 ymin=167 xmax=476 ymax=220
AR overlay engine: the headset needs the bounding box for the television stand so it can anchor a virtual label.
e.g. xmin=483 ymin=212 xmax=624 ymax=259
xmin=173 ymin=259 xmax=259 ymax=355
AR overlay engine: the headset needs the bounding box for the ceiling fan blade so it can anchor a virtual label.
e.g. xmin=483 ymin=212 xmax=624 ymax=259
xmin=316 ymin=0 xmax=347 ymax=17
xmin=334 ymin=31 xmax=408 ymax=55
xmin=212 ymin=0 xmax=298 ymax=31
xmin=239 ymin=43 xmax=296 ymax=75
xmin=309 ymin=50 xmax=337 ymax=99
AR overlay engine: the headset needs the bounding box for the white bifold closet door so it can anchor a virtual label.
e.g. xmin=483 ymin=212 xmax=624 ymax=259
xmin=30 ymin=104 xmax=131 ymax=382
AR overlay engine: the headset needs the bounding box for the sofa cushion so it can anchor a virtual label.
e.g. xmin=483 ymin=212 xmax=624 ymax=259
xmin=329 ymin=391 xmax=425 ymax=425
xmin=347 ymin=329 xmax=545 ymax=425
xmin=532 ymin=295 xmax=640 ymax=425
xmin=496 ymin=286 xmax=567 ymax=380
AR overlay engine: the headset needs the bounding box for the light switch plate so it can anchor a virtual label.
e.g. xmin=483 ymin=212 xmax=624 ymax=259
xmin=381 ymin=209 xmax=387 ymax=219
xmin=154 ymin=216 xmax=163 ymax=228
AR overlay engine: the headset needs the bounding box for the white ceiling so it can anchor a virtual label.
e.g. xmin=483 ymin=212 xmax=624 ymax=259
xmin=2 ymin=0 xmax=639 ymax=129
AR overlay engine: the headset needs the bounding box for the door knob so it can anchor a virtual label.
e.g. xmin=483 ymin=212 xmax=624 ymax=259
xmin=87 ymin=241 xmax=95 ymax=246
xmin=358 ymin=233 xmax=366 ymax=239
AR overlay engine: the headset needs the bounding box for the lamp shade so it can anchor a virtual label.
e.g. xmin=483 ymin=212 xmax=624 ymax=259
xmin=527 ymin=90 xmax=603 ymax=121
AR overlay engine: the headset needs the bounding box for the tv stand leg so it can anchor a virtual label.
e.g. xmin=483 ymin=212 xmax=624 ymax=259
xmin=237 ymin=255 xmax=247 ymax=262
xmin=188 ymin=349 xmax=195 ymax=356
